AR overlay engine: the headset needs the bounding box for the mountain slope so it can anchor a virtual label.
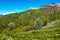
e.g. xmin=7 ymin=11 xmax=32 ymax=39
xmin=0 ymin=4 xmax=60 ymax=40
xmin=0 ymin=4 xmax=60 ymax=31
xmin=42 ymin=19 xmax=60 ymax=28
xmin=0 ymin=20 xmax=60 ymax=40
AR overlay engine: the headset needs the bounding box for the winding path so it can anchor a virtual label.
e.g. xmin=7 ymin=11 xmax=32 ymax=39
xmin=42 ymin=19 xmax=60 ymax=28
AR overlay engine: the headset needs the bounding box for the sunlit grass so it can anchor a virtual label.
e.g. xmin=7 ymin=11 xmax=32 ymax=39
xmin=0 ymin=22 xmax=60 ymax=40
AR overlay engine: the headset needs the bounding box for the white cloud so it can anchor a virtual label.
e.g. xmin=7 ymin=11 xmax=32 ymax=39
xmin=0 ymin=11 xmax=18 ymax=15
xmin=28 ymin=7 xmax=38 ymax=9
xmin=0 ymin=7 xmax=38 ymax=15
xmin=0 ymin=9 xmax=26 ymax=15
xmin=3 ymin=12 xmax=16 ymax=15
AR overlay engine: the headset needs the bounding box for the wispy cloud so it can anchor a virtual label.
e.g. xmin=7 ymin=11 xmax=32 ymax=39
xmin=28 ymin=7 xmax=38 ymax=9
xmin=0 ymin=9 xmax=25 ymax=15
xmin=0 ymin=7 xmax=38 ymax=15
xmin=2 ymin=12 xmax=16 ymax=15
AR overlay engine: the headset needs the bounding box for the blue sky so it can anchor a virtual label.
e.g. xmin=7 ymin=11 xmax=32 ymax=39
xmin=0 ymin=0 xmax=60 ymax=15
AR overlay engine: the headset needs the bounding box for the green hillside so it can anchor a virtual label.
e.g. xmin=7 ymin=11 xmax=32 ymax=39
xmin=0 ymin=4 xmax=60 ymax=40
xmin=0 ymin=20 xmax=60 ymax=40
xmin=0 ymin=10 xmax=48 ymax=30
xmin=0 ymin=4 xmax=60 ymax=30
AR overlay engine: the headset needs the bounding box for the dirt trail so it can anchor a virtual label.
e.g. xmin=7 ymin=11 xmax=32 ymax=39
xmin=42 ymin=19 xmax=60 ymax=28
xmin=22 ymin=19 xmax=60 ymax=33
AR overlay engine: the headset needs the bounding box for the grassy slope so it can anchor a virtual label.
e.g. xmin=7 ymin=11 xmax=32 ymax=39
xmin=0 ymin=20 xmax=60 ymax=40
xmin=0 ymin=4 xmax=60 ymax=40
xmin=0 ymin=10 xmax=48 ymax=29
xmin=0 ymin=4 xmax=60 ymax=29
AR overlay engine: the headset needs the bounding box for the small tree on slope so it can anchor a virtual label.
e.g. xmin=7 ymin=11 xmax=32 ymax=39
xmin=8 ymin=22 xmax=15 ymax=30
xmin=34 ymin=18 xmax=43 ymax=28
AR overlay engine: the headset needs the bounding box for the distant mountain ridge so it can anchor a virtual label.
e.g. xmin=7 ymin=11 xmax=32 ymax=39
xmin=0 ymin=14 xmax=3 ymax=16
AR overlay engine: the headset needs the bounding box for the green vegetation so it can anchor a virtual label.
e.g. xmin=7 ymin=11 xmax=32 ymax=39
xmin=0 ymin=11 xmax=48 ymax=30
xmin=0 ymin=4 xmax=60 ymax=40
xmin=34 ymin=18 xmax=43 ymax=28
xmin=0 ymin=20 xmax=60 ymax=40
xmin=8 ymin=22 xmax=15 ymax=30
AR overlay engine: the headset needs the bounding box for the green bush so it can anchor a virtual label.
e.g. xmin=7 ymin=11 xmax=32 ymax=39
xmin=8 ymin=22 xmax=15 ymax=30
xmin=34 ymin=18 xmax=43 ymax=28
